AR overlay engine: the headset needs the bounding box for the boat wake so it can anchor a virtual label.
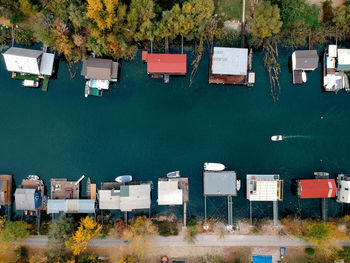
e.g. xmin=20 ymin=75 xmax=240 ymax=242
xmin=282 ymin=135 xmax=314 ymax=140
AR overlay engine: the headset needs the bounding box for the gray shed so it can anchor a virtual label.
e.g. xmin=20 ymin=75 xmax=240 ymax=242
xmin=15 ymin=188 xmax=36 ymax=210
xmin=203 ymin=171 xmax=237 ymax=196
xmin=82 ymin=58 xmax=118 ymax=80
xmin=292 ymin=50 xmax=319 ymax=70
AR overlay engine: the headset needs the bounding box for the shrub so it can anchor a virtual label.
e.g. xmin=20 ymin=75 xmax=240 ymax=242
xmin=305 ymin=247 xmax=315 ymax=255
xmin=339 ymin=247 xmax=350 ymax=260
xmin=1 ymin=221 xmax=30 ymax=242
xmin=15 ymin=246 xmax=26 ymax=257
xmin=156 ymin=220 xmax=178 ymax=237
xmin=187 ymin=216 xmax=197 ymax=227
xmin=184 ymin=225 xmax=198 ymax=244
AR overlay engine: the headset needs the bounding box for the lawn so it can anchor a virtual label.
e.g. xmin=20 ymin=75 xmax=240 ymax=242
xmin=214 ymin=0 xmax=242 ymax=20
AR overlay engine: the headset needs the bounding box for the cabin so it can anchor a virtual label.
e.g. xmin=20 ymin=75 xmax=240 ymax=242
xmin=2 ymin=47 xmax=54 ymax=88
xmin=15 ymin=178 xmax=45 ymax=212
xmin=81 ymin=58 xmax=118 ymax=97
xmin=292 ymin=50 xmax=318 ymax=84
xmin=47 ymin=178 xmax=96 ymax=214
xmin=246 ymin=174 xmax=283 ymax=226
xmin=203 ymin=169 xmax=240 ymax=229
xmin=336 ymin=174 xmax=350 ymax=203
xmin=209 ymin=47 xmax=255 ymax=86
xmin=297 ymin=179 xmax=337 ymax=199
xmin=98 ymin=181 xmax=152 ymax=212
xmin=323 ymin=45 xmax=350 ymax=92
xmin=0 ymin=175 xmax=12 ymax=206
xmin=142 ymin=51 xmax=187 ymax=83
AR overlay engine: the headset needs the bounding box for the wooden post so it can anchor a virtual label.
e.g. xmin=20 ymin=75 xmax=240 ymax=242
xmin=183 ymin=202 xmax=187 ymax=227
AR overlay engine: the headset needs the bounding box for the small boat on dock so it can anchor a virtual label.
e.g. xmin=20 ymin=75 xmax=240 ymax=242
xmin=236 ymin=180 xmax=241 ymax=191
xmin=271 ymin=135 xmax=283 ymax=141
xmin=204 ymin=162 xmax=225 ymax=171
xmin=115 ymin=175 xmax=132 ymax=183
xmin=167 ymin=171 xmax=180 ymax=178
xmin=27 ymin=174 xmax=39 ymax=180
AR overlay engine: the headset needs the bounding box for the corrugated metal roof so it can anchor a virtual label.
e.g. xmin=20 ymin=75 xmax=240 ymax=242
xmin=158 ymin=180 xmax=183 ymax=205
xmin=146 ymin=53 xmax=187 ymax=74
xmin=246 ymin=174 xmax=282 ymax=201
xmin=203 ymin=171 xmax=237 ymax=196
xmin=292 ymin=50 xmax=318 ymax=70
xmin=338 ymin=49 xmax=350 ymax=66
xmin=212 ymin=47 xmax=248 ymax=76
xmin=120 ymin=184 xmax=151 ymax=211
xmin=3 ymin=47 xmax=42 ymax=58
xmin=337 ymin=180 xmax=350 ymax=203
xmin=15 ymin=188 xmax=35 ymax=210
xmin=98 ymin=190 xmax=121 ymax=209
xmin=299 ymin=179 xmax=337 ymax=198
xmin=39 ymin=53 xmax=54 ymax=76
xmin=3 ymin=47 xmax=42 ymax=75
xmin=47 ymin=199 xmax=95 ymax=213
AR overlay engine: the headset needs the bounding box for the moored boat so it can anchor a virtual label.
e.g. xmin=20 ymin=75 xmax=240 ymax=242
xmin=236 ymin=180 xmax=241 ymax=191
xmin=27 ymin=174 xmax=39 ymax=180
xmin=167 ymin=171 xmax=180 ymax=178
xmin=204 ymin=162 xmax=225 ymax=171
xmin=271 ymin=135 xmax=283 ymax=141
xmin=115 ymin=175 xmax=132 ymax=183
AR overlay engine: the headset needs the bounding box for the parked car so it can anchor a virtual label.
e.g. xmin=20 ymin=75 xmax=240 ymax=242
xmin=161 ymin=256 xmax=168 ymax=263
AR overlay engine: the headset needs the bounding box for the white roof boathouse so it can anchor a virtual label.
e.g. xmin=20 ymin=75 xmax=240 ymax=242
xmin=323 ymin=45 xmax=350 ymax=93
xmin=292 ymin=50 xmax=318 ymax=84
xmin=81 ymin=58 xmax=118 ymax=98
xmin=203 ymin=164 xmax=240 ymax=230
xmin=157 ymin=174 xmax=189 ymax=227
xmin=246 ymin=174 xmax=283 ymax=226
xmin=336 ymin=174 xmax=350 ymax=204
xmin=3 ymin=47 xmax=55 ymax=89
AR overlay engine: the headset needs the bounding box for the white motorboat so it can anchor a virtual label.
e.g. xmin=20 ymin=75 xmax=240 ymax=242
xmin=204 ymin=162 xmax=225 ymax=171
xmin=271 ymin=135 xmax=283 ymax=141
xmin=115 ymin=175 xmax=132 ymax=183
xmin=27 ymin=174 xmax=39 ymax=180
xmin=302 ymin=71 xmax=307 ymax=83
xmin=167 ymin=171 xmax=180 ymax=178
xmin=236 ymin=180 xmax=241 ymax=191
xmin=22 ymin=80 xmax=39 ymax=87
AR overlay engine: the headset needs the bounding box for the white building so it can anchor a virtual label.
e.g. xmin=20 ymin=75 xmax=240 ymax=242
xmin=246 ymin=174 xmax=283 ymax=201
xmin=336 ymin=174 xmax=350 ymax=203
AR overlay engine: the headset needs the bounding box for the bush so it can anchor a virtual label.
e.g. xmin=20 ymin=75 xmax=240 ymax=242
xmin=305 ymin=247 xmax=315 ymax=255
xmin=184 ymin=225 xmax=198 ymax=244
xmin=1 ymin=221 xmax=30 ymax=242
xmin=339 ymin=247 xmax=350 ymax=260
xmin=15 ymin=246 xmax=26 ymax=257
xmin=156 ymin=221 xmax=178 ymax=237
xmin=187 ymin=216 xmax=197 ymax=227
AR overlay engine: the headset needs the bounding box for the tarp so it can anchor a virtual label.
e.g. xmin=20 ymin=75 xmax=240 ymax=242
xmin=252 ymin=255 xmax=272 ymax=263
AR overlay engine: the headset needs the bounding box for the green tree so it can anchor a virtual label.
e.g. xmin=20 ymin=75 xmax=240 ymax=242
xmin=333 ymin=1 xmax=350 ymax=38
xmin=1 ymin=221 xmax=30 ymax=242
xmin=279 ymin=0 xmax=319 ymax=28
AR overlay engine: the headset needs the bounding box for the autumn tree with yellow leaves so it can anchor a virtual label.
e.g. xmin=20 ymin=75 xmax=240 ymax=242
xmin=65 ymin=216 xmax=102 ymax=256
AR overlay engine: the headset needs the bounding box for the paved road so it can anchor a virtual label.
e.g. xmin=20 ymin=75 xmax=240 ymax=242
xmin=24 ymin=234 xmax=315 ymax=248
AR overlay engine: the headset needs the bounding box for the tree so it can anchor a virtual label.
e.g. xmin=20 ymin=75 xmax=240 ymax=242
xmin=333 ymin=2 xmax=350 ymax=38
xmin=32 ymin=13 xmax=56 ymax=47
xmin=65 ymin=216 xmax=102 ymax=256
xmin=279 ymin=0 xmax=319 ymax=28
xmin=1 ymin=221 xmax=29 ymax=242
xmin=250 ymin=1 xmax=282 ymax=46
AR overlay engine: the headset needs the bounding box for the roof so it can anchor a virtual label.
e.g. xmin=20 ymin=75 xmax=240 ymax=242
xmin=15 ymin=188 xmax=36 ymax=210
xmin=246 ymin=174 xmax=282 ymax=201
xmin=47 ymin=199 xmax=95 ymax=213
xmin=3 ymin=47 xmax=42 ymax=75
xmin=50 ymin=178 xmax=79 ymax=199
xmin=337 ymin=180 xmax=350 ymax=203
xmin=143 ymin=52 xmax=187 ymax=74
xmin=82 ymin=58 xmax=118 ymax=80
xmin=39 ymin=52 xmax=55 ymax=76
xmin=292 ymin=50 xmax=318 ymax=70
xmin=0 ymin=179 xmax=5 ymax=205
xmin=98 ymin=189 xmax=120 ymax=209
xmin=337 ymin=49 xmax=350 ymax=71
xmin=252 ymin=255 xmax=272 ymax=263
xmin=203 ymin=171 xmax=237 ymax=196
xmin=298 ymin=179 xmax=337 ymax=198
xmin=120 ymin=183 xmax=151 ymax=211
xmin=211 ymin=47 xmax=248 ymax=76
xmin=158 ymin=180 xmax=183 ymax=205
xmin=3 ymin=47 xmax=42 ymax=58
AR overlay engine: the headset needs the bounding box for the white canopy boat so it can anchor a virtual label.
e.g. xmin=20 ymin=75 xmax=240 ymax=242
xmin=271 ymin=135 xmax=283 ymax=141
xmin=27 ymin=174 xmax=39 ymax=180
xmin=167 ymin=171 xmax=180 ymax=178
xmin=115 ymin=175 xmax=132 ymax=183
xmin=204 ymin=162 xmax=225 ymax=171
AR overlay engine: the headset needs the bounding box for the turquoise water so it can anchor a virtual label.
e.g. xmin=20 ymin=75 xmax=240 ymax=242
xmin=1 ymin=48 xmax=350 ymax=220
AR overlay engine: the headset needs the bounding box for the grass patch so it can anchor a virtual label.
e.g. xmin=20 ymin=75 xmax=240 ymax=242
xmin=214 ymin=0 xmax=242 ymax=20
xmin=155 ymin=220 xmax=178 ymax=237
xmin=14 ymin=72 xmax=38 ymax=81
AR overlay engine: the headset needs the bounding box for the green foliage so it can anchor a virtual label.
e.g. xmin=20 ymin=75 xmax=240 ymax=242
xmin=280 ymin=0 xmax=319 ymax=28
xmin=305 ymin=247 xmax=315 ymax=255
xmin=338 ymin=247 xmax=350 ymax=260
xmin=78 ymin=254 xmax=99 ymax=263
xmin=187 ymin=216 xmax=197 ymax=227
xmin=32 ymin=13 xmax=56 ymax=47
xmin=191 ymin=254 xmax=225 ymax=263
xmin=184 ymin=225 xmax=198 ymax=244
xmin=215 ymin=30 xmax=241 ymax=47
xmin=303 ymin=222 xmax=330 ymax=240
xmin=1 ymin=221 xmax=30 ymax=242
xmin=14 ymin=28 xmax=33 ymax=45
xmin=15 ymin=246 xmax=26 ymax=257
xmin=281 ymin=20 xmax=309 ymax=48
xmin=322 ymin=1 xmax=334 ymax=23
xmin=250 ymin=1 xmax=282 ymax=46
xmin=333 ymin=1 xmax=350 ymax=38
xmin=156 ymin=220 xmax=178 ymax=237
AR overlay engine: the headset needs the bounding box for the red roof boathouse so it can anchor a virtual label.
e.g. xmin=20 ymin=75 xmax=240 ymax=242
xmin=298 ymin=179 xmax=337 ymax=199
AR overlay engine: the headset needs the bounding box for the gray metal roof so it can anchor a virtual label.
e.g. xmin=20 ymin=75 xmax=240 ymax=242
xmin=82 ymin=58 xmax=118 ymax=80
xmin=39 ymin=52 xmax=55 ymax=76
xmin=15 ymin=188 xmax=35 ymax=210
xmin=120 ymin=183 xmax=151 ymax=211
xmin=293 ymin=50 xmax=318 ymax=70
xmin=3 ymin=47 xmax=42 ymax=58
xmin=203 ymin=171 xmax=237 ymax=196
xmin=47 ymin=199 xmax=95 ymax=213
xmin=98 ymin=189 xmax=121 ymax=210
xmin=212 ymin=47 xmax=248 ymax=76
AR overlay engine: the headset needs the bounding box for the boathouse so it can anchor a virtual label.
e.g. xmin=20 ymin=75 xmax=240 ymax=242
xmin=209 ymin=47 xmax=255 ymax=86
xmin=158 ymin=176 xmax=189 ymax=227
xmin=246 ymin=174 xmax=283 ymax=226
xmin=50 ymin=178 xmax=79 ymax=199
xmin=0 ymin=175 xmax=12 ymax=205
xmin=142 ymin=51 xmax=187 ymax=83
xmin=297 ymin=179 xmax=336 ymax=198
xmin=81 ymin=58 xmax=118 ymax=97
xmin=336 ymin=174 xmax=350 ymax=203
xmin=2 ymin=47 xmax=54 ymax=89
xmin=203 ymin=168 xmax=240 ymax=229
xmin=323 ymin=45 xmax=350 ymax=92
xmin=292 ymin=50 xmax=318 ymax=84
xmin=15 ymin=178 xmax=45 ymax=212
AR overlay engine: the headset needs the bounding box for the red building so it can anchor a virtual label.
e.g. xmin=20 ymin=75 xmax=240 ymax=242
xmin=298 ymin=179 xmax=337 ymax=199
xmin=142 ymin=51 xmax=186 ymax=83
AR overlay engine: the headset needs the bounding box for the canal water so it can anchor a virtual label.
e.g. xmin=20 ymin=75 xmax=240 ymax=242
xmin=0 ymin=47 xmax=350 ymax=221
